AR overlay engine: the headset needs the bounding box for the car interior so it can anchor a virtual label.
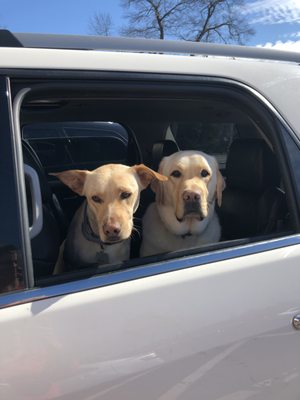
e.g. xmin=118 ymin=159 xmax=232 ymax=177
xmin=12 ymin=78 xmax=293 ymax=284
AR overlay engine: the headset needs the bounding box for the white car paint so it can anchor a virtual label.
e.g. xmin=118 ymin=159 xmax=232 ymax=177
xmin=1 ymin=240 xmax=300 ymax=399
xmin=1 ymin=47 xmax=300 ymax=137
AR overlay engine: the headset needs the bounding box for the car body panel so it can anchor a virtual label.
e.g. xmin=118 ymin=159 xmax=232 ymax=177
xmin=1 ymin=243 xmax=300 ymax=399
xmin=1 ymin=47 xmax=300 ymax=137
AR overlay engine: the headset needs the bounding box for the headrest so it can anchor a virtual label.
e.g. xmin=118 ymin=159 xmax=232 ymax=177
xmin=226 ymin=139 xmax=280 ymax=193
xmin=22 ymin=141 xmax=52 ymax=203
xmin=151 ymin=140 xmax=179 ymax=171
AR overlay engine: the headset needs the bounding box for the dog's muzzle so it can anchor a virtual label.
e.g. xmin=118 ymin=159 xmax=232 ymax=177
xmin=102 ymin=238 xmax=124 ymax=245
xmin=176 ymin=208 xmax=205 ymax=223
xmin=184 ymin=201 xmax=201 ymax=214
xmin=102 ymin=221 xmax=122 ymax=243
xmin=180 ymin=190 xmax=206 ymax=221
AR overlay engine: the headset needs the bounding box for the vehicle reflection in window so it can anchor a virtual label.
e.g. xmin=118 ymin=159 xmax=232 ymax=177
xmin=0 ymin=245 xmax=23 ymax=294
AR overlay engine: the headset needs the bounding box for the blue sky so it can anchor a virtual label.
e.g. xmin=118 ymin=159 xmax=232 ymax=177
xmin=0 ymin=0 xmax=299 ymax=51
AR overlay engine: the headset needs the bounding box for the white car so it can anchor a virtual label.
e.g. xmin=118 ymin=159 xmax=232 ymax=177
xmin=1 ymin=30 xmax=300 ymax=399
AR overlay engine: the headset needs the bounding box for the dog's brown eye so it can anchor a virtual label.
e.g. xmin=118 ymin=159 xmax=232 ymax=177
xmin=171 ymin=170 xmax=181 ymax=178
xmin=120 ymin=192 xmax=132 ymax=200
xmin=201 ymin=169 xmax=210 ymax=178
xmin=92 ymin=195 xmax=102 ymax=203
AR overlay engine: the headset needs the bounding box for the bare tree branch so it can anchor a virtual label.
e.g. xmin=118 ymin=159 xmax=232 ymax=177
xmin=120 ymin=0 xmax=255 ymax=44
xmin=181 ymin=0 xmax=254 ymax=44
xmin=121 ymin=0 xmax=189 ymax=39
xmin=89 ymin=12 xmax=113 ymax=36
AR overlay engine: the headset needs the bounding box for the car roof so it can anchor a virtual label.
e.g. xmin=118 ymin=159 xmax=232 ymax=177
xmin=1 ymin=29 xmax=300 ymax=64
xmin=1 ymin=30 xmax=300 ymax=139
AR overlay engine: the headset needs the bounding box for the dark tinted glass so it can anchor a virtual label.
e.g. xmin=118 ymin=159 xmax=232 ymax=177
xmin=280 ymin=124 xmax=300 ymax=203
xmin=23 ymin=122 xmax=129 ymax=171
xmin=172 ymin=122 xmax=237 ymax=166
xmin=0 ymin=77 xmax=26 ymax=294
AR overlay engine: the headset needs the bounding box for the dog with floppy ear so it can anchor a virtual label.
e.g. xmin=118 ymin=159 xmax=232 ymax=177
xmin=52 ymin=163 xmax=167 ymax=271
xmin=140 ymin=151 xmax=225 ymax=257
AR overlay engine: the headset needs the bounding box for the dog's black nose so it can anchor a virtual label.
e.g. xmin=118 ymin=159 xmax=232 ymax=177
xmin=103 ymin=222 xmax=121 ymax=237
xmin=183 ymin=190 xmax=201 ymax=203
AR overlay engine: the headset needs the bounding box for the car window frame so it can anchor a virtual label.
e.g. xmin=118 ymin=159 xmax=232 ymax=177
xmin=0 ymin=76 xmax=33 ymax=295
xmin=1 ymin=69 xmax=300 ymax=308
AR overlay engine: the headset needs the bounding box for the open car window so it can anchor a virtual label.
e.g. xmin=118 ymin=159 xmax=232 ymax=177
xmin=10 ymin=76 xmax=297 ymax=287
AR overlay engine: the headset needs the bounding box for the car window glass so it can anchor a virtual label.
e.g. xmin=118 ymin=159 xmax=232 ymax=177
xmin=22 ymin=122 xmax=129 ymax=172
xmin=0 ymin=78 xmax=26 ymax=295
xmin=172 ymin=122 xmax=238 ymax=167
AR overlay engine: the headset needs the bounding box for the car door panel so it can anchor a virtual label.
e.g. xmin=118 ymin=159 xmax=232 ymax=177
xmin=1 ymin=242 xmax=300 ymax=399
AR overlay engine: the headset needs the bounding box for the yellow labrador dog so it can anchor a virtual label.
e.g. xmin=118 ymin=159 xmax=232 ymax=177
xmin=140 ymin=151 xmax=225 ymax=257
xmin=53 ymin=164 xmax=167 ymax=270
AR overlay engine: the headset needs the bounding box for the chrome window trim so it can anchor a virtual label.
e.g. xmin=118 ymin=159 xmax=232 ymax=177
xmin=11 ymin=86 xmax=35 ymax=287
xmin=0 ymin=234 xmax=300 ymax=309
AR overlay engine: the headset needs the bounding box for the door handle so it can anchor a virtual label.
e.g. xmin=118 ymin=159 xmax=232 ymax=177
xmin=292 ymin=315 xmax=300 ymax=330
xmin=24 ymin=164 xmax=43 ymax=239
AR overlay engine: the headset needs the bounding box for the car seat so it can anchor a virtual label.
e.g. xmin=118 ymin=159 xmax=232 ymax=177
xmin=23 ymin=140 xmax=67 ymax=278
xmin=218 ymin=139 xmax=287 ymax=240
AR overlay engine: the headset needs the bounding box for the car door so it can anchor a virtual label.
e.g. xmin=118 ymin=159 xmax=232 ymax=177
xmin=1 ymin=73 xmax=300 ymax=400
xmin=1 ymin=239 xmax=300 ymax=400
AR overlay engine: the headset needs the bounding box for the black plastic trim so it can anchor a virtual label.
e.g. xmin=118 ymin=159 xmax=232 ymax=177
xmin=0 ymin=30 xmax=23 ymax=48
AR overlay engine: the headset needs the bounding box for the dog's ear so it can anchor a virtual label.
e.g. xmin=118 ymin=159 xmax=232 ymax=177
xmin=150 ymin=158 xmax=167 ymax=205
xmin=50 ymin=170 xmax=89 ymax=196
xmin=132 ymin=164 xmax=168 ymax=189
xmin=151 ymin=179 xmax=166 ymax=204
xmin=216 ymin=169 xmax=226 ymax=207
